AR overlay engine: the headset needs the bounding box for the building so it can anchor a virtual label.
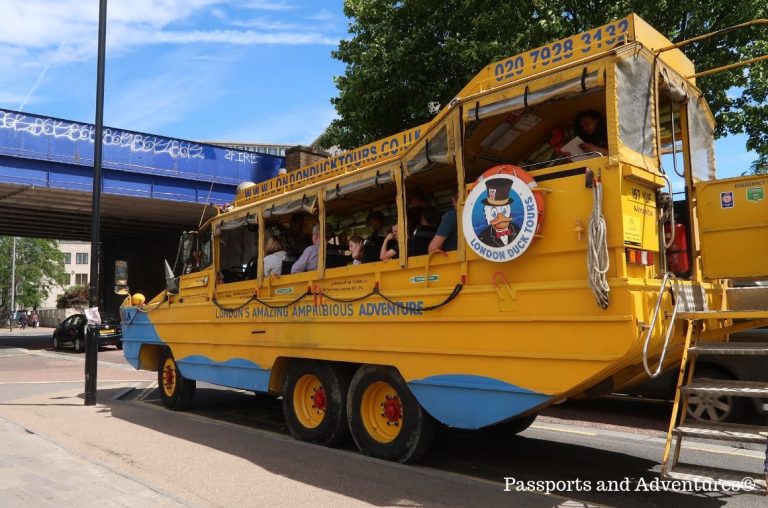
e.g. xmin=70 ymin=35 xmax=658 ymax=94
xmin=39 ymin=241 xmax=91 ymax=309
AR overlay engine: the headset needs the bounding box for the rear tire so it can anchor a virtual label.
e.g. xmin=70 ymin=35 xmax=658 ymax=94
xmin=74 ymin=337 xmax=83 ymax=353
xmin=347 ymin=365 xmax=435 ymax=463
xmin=282 ymin=361 xmax=351 ymax=447
xmin=157 ymin=349 xmax=195 ymax=410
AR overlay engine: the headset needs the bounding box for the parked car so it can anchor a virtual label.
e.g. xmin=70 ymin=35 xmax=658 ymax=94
xmin=619 ymin=328 xmax=768 ymax=423
xmin=51 ymin=313 xmax=122 ymax=352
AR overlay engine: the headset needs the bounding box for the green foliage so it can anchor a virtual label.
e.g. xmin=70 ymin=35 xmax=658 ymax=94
xmin=0 ymin=237 xmax=68 ymax=309
xmin=319 ymin=0 xmax=768 ymax=172
xmin=56 ymin=285 xmax=89 ymax=310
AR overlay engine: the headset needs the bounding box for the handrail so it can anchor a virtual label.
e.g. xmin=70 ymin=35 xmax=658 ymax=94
xmin=642 ymin=272 xmax=680 ymax=378
xmin=425 ymin=249 xmax=447 ymax=289
xmin=687 ymin=54 xmax=768 ymax=79
xmin=654 ymin=19 xmax=768 ymax=54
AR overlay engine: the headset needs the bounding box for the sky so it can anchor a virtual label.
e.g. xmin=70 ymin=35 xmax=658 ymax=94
xmin=0 ymin=0 xmax=757 ymax=183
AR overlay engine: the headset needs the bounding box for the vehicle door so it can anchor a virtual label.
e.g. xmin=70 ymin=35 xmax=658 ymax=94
xmin=59 ymin=316 xmax=76 ymax=344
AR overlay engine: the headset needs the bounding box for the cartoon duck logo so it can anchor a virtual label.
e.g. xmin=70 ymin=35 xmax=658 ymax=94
xmin=478 ymin=178 xmax=519 ymax=247
xmin=461 ymin=166 xmax=542 ymax=263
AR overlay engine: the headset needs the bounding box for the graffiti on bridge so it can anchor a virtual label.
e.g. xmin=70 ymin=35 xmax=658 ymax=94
xmin=0 ymin=109 xmax=205 ymax=160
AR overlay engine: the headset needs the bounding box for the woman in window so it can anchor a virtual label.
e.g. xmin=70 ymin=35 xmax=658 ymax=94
xmin=572 ymin=109 xmax=608 ymax=156
xmin=380 ymin=224 xmax=400 ymax=261
xmin=263 ymin=236 xmax=287 ymax=277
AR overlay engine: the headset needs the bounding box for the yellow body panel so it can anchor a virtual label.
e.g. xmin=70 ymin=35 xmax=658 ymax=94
xmin=697 ymin=174 xmax=768 ymax=279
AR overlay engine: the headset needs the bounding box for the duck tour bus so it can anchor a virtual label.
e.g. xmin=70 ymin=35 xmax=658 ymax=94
xmin=116 ymin=14 xmax=768 ymax=465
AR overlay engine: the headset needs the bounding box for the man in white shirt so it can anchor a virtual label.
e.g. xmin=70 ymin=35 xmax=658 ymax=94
xmin=291 ymin=224 xmax=320 ymax=273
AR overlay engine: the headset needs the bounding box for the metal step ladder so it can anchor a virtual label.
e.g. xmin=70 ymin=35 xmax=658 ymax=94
xmin=661 ymin=285 xmax=768 ymax=494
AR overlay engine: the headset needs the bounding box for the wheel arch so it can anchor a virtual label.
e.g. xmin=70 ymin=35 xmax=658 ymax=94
xmin=269 ymin=357 xmax=360 ymax=395
xmin=138 ymin=344 xmax=166 ymax=371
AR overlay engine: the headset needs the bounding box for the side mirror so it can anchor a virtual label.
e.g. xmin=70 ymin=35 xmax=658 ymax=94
xmin=114 ymin=260 xmax=129 ymax=295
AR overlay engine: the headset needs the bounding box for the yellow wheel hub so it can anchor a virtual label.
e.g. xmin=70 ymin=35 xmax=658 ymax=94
xmin=360 ymin=381 xmax=403 ymax=443
xmin=162 ymin=358 xmax=177 ymax=397
xmin=293 ymin=374 xmax=326 ymax=429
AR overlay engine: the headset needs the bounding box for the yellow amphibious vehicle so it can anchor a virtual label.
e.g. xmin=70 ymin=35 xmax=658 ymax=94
xmin=118 ymin=14 xmax=768 ymax=465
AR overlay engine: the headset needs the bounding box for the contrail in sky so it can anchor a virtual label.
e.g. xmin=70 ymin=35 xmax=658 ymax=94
xmin=17 ymin=62 xmax=52 ymax=112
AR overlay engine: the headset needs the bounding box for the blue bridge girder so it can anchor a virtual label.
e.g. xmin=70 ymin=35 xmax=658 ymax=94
xmin=0 ymin=108 xmax=284 ymax=241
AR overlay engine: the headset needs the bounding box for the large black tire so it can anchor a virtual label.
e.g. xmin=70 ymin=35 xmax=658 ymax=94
xmin=347 ymin=365 xmax=435 ymax=463
xmin=282 ymin=361 xmax=351 ymax=447
xmin=52 ymin=335 xmax=59 ymax=350
xmin=157 ymin=349 xmax=196 ymax=410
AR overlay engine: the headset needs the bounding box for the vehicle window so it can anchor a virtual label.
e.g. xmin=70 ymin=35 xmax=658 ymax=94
xmin=324 ymin=171 xmax=399 ymax=266
xmin=687 ymin=94 xmax=716 ymax=182
xmin=181 ymin=228 xmax=213 ymax=274
xmin=216 ymin=216 xmax=259 ymax=284
xmin=404 ymin=181 xmax=457 ymax=257
xmin=263 ymin=202 xmax=318 ymax=276
xmin=463 ymin=66 xmax=608 ymax=177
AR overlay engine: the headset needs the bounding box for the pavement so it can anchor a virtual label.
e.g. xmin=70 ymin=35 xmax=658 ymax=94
xmin=1 ymin=328 xmax=766 ymax=507
xmin=0 ymin=329 xmax=568 ymax=507
xmin=0 ymin=416 xmax=182 ymax=507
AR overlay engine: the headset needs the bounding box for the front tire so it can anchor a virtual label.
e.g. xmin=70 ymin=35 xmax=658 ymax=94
xmin=158 ymin=349 xmax=196 ymax=410
xmin=52 ymin=335 xmax=59 ymax=350
xmin=347 ymin=365 xmax=435 ymax=463
xmin=282 ymin=361 xmax=351 ymax=447
xmin=74 ymin=337 xmax=83 ymax=353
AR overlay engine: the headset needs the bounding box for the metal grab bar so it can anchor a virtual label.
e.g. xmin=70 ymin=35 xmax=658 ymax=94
xmin=643 ymin=272 xmax=680 ymax=378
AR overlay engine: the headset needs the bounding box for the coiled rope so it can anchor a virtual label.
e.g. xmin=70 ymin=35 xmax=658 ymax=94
xmin=587 ymin=180 xmax=610 ymax=309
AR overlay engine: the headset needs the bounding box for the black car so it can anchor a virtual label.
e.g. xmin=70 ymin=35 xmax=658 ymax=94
xmin=52 ymin=313 xmax=123 ymax=352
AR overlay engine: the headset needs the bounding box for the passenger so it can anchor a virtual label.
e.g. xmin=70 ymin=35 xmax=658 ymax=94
xmin=406 ymin=187 xmax=429 ymax=235
xmin=263 ymin=236 xmax=287 ymax=277
xmin=409 ymin=207 xmax=440 ymax=256
xmin=364 ymin=211 xmax=387 ymax=262
xmin=380 ymin=224 xmax=400 ymax=261
xmin=367 ymin=211 xmax=386 ymax=241
xmin=428 ymin=191 xmax=459 ymax=253
xmin=348 ymin=235 xmax=365 ymax=265
xmin=570 ymin=109 xmax=608 ymax=157
xmin=337 ymin=231 xmax=349 ymax=248
xmin=290 ymin=224 xmax=320 ymax=273
xmin=287 ymin=213 xmax=311 ymax=256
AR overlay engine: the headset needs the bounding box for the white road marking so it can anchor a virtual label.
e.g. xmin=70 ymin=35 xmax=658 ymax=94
xmin=531 ymin=424 xmax=598 ymax=436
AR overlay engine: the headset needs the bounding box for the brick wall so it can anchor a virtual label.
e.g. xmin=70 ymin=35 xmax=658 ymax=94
xmin=285 ymin=146 xmax=329 ymax=172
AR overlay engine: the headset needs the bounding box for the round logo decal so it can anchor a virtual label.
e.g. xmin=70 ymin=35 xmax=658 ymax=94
xmin=462 ymin=168 xmax=541 ymax=262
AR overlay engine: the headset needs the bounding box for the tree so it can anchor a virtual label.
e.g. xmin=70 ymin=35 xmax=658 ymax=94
xmin=0 ymin=237 xmax=68 ymax=309
xmin=319 ymin=0 xmax=767 ymax=173
xmin=56 ymin=285 xmax=89 ymax=310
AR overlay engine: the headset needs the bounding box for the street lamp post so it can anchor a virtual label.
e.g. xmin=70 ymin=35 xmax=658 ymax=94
xmin=84 ymin=0 xmax=108 ymax=407
xmin=9 ymin=237 xmax=16 ymax=331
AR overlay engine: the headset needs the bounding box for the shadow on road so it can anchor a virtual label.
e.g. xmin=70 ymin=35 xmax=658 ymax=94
xmin=78 ymin=386 xmax=761 ymax=508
